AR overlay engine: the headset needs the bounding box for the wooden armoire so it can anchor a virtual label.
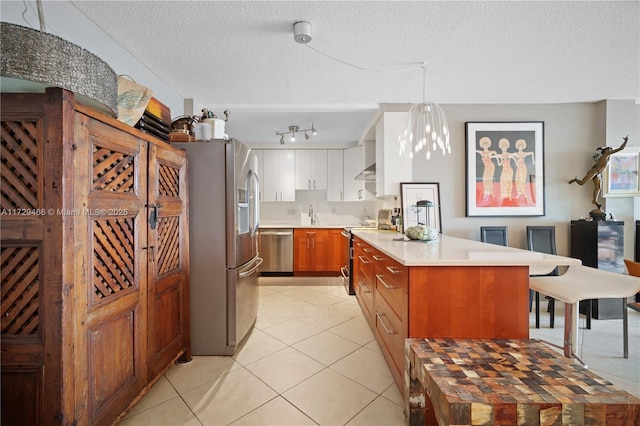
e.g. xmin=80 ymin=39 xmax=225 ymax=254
xmin=1 ymin=88 xmax=190 ymax=425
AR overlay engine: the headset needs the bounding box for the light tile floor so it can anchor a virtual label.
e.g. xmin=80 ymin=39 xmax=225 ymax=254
xmin=120 ymin=277 xmax=640 ymax=425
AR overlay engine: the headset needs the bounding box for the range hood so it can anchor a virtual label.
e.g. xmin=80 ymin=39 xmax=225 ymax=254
xmin=355 ymin=163 xmax=376 ymax=181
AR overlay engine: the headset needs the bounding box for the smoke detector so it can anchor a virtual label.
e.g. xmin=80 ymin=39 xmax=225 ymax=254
xmin=293 ymin=21 xmax=312 ymax=44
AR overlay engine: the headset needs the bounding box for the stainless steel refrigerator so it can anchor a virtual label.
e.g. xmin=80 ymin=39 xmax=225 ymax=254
xmin=181 ymin=139 xmax=261 ymax=355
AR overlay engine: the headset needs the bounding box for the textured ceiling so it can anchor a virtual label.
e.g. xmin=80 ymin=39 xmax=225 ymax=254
xmin=69 ymin=0 xmax=639 ymax=146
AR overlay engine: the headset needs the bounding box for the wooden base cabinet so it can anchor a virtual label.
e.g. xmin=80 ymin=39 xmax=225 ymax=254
xmin=353 ymin=238 xmax=375 ymax=327
xmin=294 ymin=228 xmax=328 ymax=272
xmin=1 ymin=89 xmax=190 ymax=425
xmin=293 ymin=228 xmax=346 ymax=274
xmin=352 ymin=237 xmax=529 ymax=394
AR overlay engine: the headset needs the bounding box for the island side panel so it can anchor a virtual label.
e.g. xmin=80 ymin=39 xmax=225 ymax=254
xmin=408 ymin=266 xmax=529 ymax=339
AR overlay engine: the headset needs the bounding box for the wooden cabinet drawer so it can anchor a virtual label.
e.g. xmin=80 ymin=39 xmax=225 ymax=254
xmin=374 ymin=291 xmax=404 ymax=374
xmin=357 ymin=278 xmax=375 ymax=325
xmin=354 ymin=241 xmax=375 ymax=284
xmin=375 ymin=272 xmax=406 ymax=320
xmin=373 ymin=254 xmax=408 ymax=293
xmin=371 ymin=252 xmax=407 ymax=318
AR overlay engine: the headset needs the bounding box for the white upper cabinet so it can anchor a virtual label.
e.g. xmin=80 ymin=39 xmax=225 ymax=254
xmin=263 ymin=150 xmax=295 ymax=202
xmin=327 ymin=149 xmax=344 ymax=201
xmin=375 ymin=112 xmax=411 ymax=197
xmin=295 ymin=150 xmax=328 ymax=190
xmin=343 ymin=145 xmax=366 ymax=201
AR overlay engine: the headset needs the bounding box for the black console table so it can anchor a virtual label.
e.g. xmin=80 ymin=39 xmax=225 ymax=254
xmin=570 ymin=220 xmax=625 ymax=319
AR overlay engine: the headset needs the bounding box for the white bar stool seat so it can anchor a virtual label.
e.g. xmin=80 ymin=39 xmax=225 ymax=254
xmin=529 ymin=265 xmax=640 ymax=358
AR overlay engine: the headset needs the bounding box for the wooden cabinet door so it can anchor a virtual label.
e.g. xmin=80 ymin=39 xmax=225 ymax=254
xmin=146 ymin=142 xmax=190 ymax=379
xmin=310 ymin=230 xmax=328 ymax=271
xmin=294 ymin=229 xmax=311 ymax=271
xmin=1 ymin=91 xmax=70 ymax=425
xmin=326 ymin=229 xmax=346 ymax=272
xmin=73 ymin=113 xmax=148 ymax=426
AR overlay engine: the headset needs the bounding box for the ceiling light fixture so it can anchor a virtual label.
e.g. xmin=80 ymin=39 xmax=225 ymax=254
xmin=276 ymin=123 xmax=317 ymax=144
xmin=293 ymin=21 xmax=312 ymax=44
xmin=290 ymin=21 xmax=448 ymax=159
xmin=398 ymin=63 xmax=450 ymax=160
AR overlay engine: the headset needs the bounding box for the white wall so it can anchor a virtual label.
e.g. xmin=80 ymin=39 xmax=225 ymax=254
xmin=0 ymin=0 xmax=184 ymax=116
xmin=413 ymin=102 xmax=640 ymax=257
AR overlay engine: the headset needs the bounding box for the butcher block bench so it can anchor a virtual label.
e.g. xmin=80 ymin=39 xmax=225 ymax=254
xmin=405 ymin=338 xmax=640 ymax=426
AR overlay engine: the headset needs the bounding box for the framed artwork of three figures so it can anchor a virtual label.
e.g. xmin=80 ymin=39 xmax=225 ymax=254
xmin=465 ymin=121 xmax=545 ymax=217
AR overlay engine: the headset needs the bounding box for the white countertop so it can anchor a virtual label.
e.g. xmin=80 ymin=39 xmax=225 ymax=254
xmin=351 ymin=230 xmax=582 ymax=268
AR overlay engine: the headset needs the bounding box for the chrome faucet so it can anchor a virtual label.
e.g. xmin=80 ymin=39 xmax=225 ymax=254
xmin=309 ymin=204 xmax=318 ymax=225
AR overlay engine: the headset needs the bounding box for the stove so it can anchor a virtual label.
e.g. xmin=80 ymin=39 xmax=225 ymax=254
xmin=341 ymin=226 xmax=377 ymax=295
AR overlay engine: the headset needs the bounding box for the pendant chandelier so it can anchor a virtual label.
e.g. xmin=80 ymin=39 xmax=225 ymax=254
xmin=398 ymin=64 xmax=450 ymax=160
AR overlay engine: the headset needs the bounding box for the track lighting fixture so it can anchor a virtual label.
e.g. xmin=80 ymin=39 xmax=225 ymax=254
xmin=276 ymin=123 xmax=317 ymax=144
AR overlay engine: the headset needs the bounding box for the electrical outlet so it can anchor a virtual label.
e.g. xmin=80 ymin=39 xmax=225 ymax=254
xmin=287 ymin=209 xmax=295 ymax=215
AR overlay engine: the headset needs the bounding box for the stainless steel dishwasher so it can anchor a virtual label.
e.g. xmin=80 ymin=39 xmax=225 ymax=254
xmin=259 ymin=228 xmax=293 ymax=275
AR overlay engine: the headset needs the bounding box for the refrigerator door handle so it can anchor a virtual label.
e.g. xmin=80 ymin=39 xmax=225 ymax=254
xmin=238 ymin=257 xmax=263 ymax=278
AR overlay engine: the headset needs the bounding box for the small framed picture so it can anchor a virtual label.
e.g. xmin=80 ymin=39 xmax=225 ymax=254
xmin=465 ymin=121 xmax=545 ymax=217
xmin=604 ymin=148 xmax=640 ymax=197
xmin=400 ymin=182 xmax=442 ymax=233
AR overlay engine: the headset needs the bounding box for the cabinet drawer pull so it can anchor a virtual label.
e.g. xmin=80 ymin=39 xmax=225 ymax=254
xmin=386 ymin=266 xmax=401 ymax=275
xmin=373 ymin=255 xmax=385 ymax=261
xmin=363 ymin=248 xmax=372 ymax=253
xmin=376 ymin=312 xmax=396 ymax=334
xmin=359 ymin=282 xmax=371 ymax=294
xmin=358 ymin=255 xmax=371 ymax=264
xmin=376 ymin=274 xmax=396 ymax=289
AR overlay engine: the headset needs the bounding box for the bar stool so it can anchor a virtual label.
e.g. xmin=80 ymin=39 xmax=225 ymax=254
xmin=529 ymin=264 xmax=640 ymax=358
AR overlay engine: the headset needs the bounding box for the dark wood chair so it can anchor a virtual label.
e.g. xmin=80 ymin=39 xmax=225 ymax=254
xmin=527 ymin=226 xmax=559 ymax=328
xmin=480 ymin=226 xmax=508 ymax=246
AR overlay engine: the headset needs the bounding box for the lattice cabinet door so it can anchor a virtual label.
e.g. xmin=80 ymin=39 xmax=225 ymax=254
xmin=72 ymin=112 xmax=149 ymax=426
xmin=1 ymin=90 xmax=74 ymax=426
xmin=146 ymin=142 xmax=190 ymax=378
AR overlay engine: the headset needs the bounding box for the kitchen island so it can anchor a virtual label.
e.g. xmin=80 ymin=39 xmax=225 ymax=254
xmin=350 ymin=230 xmax=581 ymax=392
